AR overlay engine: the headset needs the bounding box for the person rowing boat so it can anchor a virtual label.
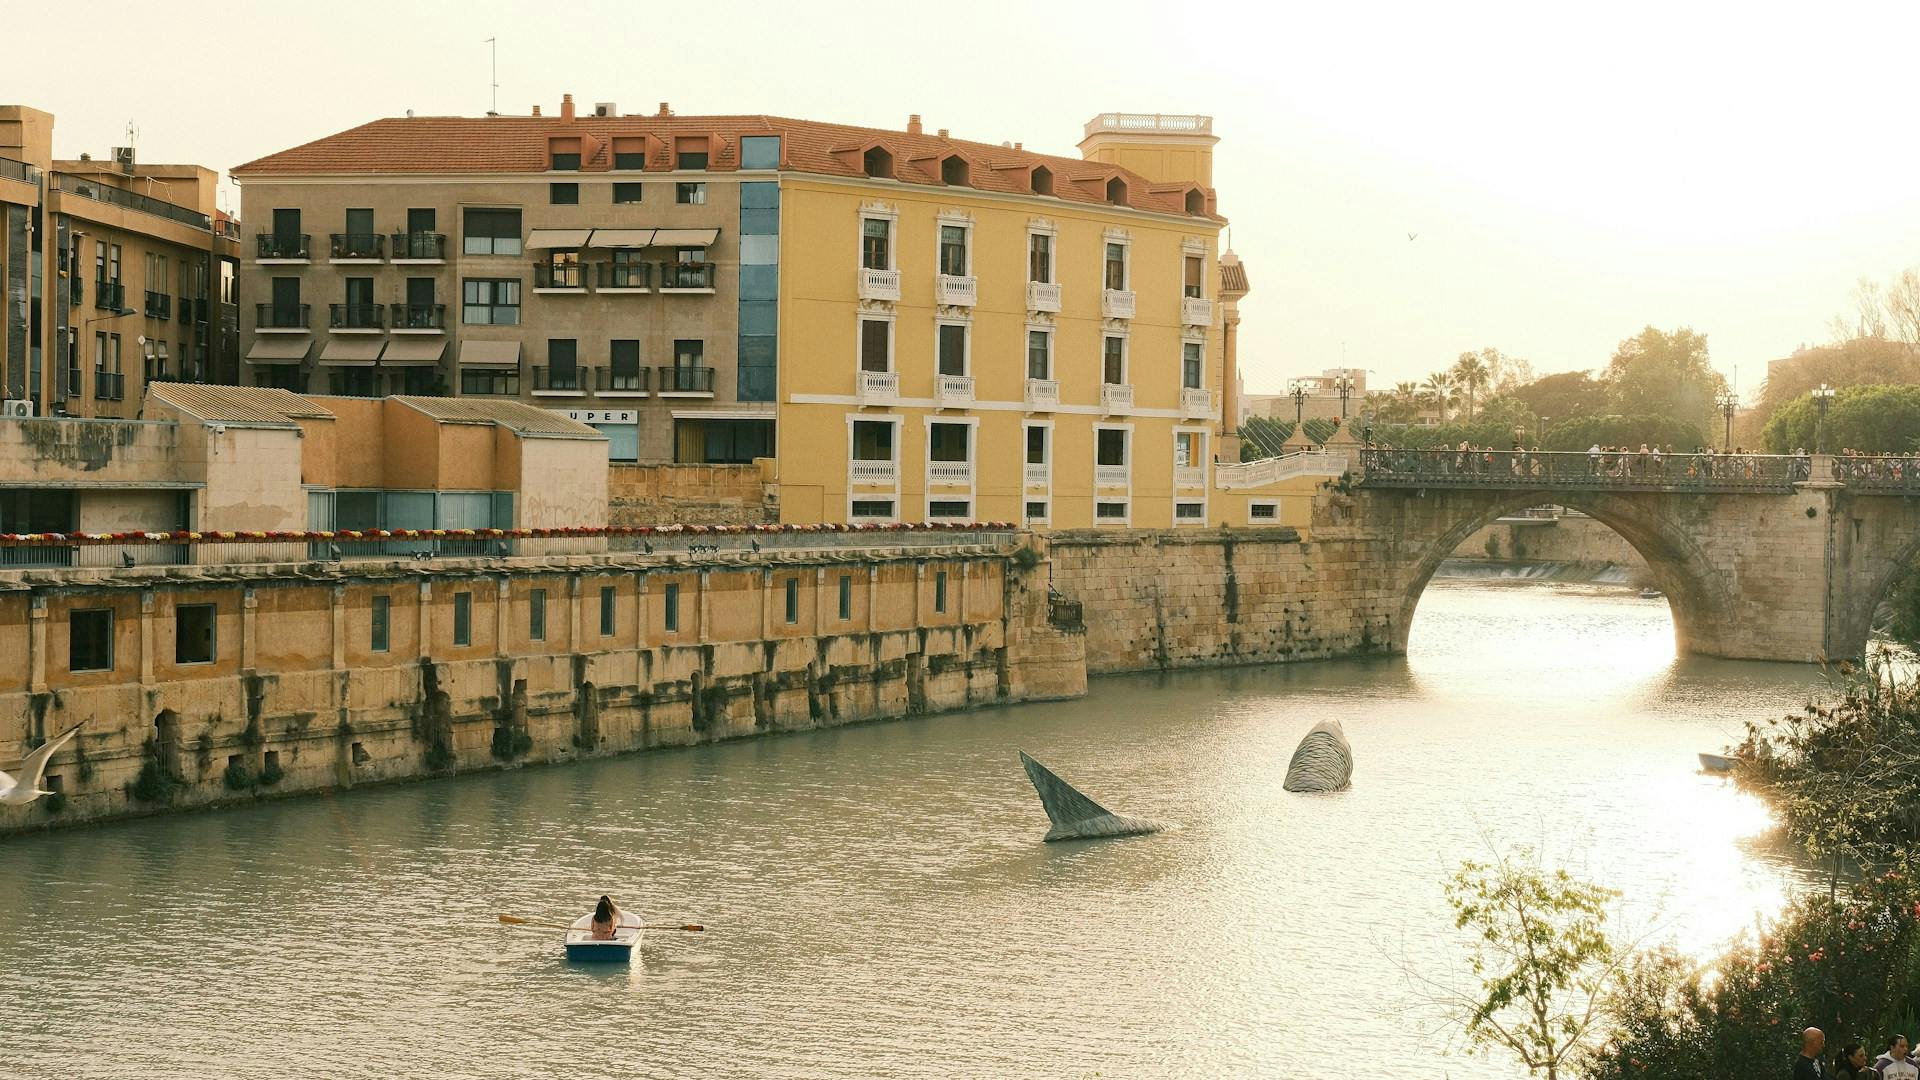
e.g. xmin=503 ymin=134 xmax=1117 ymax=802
xmin=588 ymin=895 xmax=623 ymax=940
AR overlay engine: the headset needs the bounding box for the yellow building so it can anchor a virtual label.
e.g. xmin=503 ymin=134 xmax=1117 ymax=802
xmin=775 ymin=112 xmax=1233 ymax=529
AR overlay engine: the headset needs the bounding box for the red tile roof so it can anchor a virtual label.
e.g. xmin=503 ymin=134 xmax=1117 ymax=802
xmin=233 ymin=113 xmax=1221 ymax=220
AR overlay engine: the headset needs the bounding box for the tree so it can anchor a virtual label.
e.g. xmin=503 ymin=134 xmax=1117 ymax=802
xmin=1756 ymin=337 xmax=1920 ymax=423
xmin=1452 ymin=352 xmax=1491 ymax=420
xmin=1423 ymin=370 xmax=1456 ymax=421
xmin=1604 ymin=327 xmax=1727 ymax=435
xmin=1759 ymin=384 xmax=1920 ymax=453
xmin=1428 ymin=848 xmax=1626 ymax=1079
xmin=1512 ymin=371 xmax=1610 ymax=423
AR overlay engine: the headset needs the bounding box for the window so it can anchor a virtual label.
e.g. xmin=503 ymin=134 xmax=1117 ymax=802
xmin=938 ymin=225 xmax=968 ymax=276
xmin=109 ymin=243 xmax=122 ymax=283
xmin=1103 ymin=336 xmax=1126 ymax=384
xmin=1029 ymin=233 xmax=1052 ymax=283
xmin=549 ymin=182 xmax=579 ymax=205
xmin=1249 ymin=501 xmax=1278 ymax=520
xmin=175 ymin=604 xmax=215 ymax=664
xmin=613 ymin=182 xmax=643 ymax=204
xmin=529 ymin=588 xmax=546 ymax=641
xmin=861 ymin=219 xmax=891 ymax=270
xmin=463 ymin=208 xmax=523 ymax=256
xmin=1096 ymin=500 xmax=1130 ymax=520
xmin=928 ymin=501 xmax=969 ymax=519
xmin=674 ymin=339 xmax=704 ymax=368
xmin=406 ymin=207 xmax=436 ymax=233
xmin=1025 ymin=425 xmax=1047 ymax=466
xmin=370 ymin=595 xmax=390 ymax=653
xmin=852 ymin=420 xmax=894 ymax=461
xmin=1184 ymin=255 xmax=1205 ymax=299
xmin=1175 ymin=501 xmax=1205 ymax=521
xmin=452 ymin=592 xmax=472 ymax=646
xmin=851 ymin=499 xmax=894 ymax=519
xmin=599 ymin=585 xmax=616 ymax=636
xmin=1104 ymin=243 xmax=1128 ymax=290
xmin=940 ymin=156 xmax=969 ymax=186
xmin=614 ymin=150 xmax=645 ymax=170
xmin=610 ymin=340 xmax=641 ymax=384
xmin=549 ymin=338 xmax=578 ymax=382
xmin=937 ymin=323 xmax=967 ymax=377
xmin=838 ymin=575 xmax=852 ymax=620
xmin=784 ymin=578 xmax=798 ymax=624
xmin=1105 ymin=177 xmax=1128 ymax=205
xmin=929 ymin=423 xmax=969 ymax=462
xmin=461 ymin=368 xmax=520 ymax=395
xmin=859 ymin=318 xmax=891 ymax=373
xmin=1030 ymin=166 xmax=1054 ymax=196
xmin=934 ymin=570 xmax=949 ymax=612
xmin=676 ymin=182 xmax=706 ymax=205
xmin=1025 ymin=500 xmax=1048 ymax=520
xmin=862 ymin=146 xmax=893 ymax=178
xmin=740 ymin=135 xmax=781 ymax=170
xmin=1026 ymin=330 xmax=1051 ymax=380
xmin=1097 ymin=428 xmax=1128 ymax=467
xmin=663 ymin=583 xmax=680 ymax=632
xmin=1176 ymin=431 xmax=1200 ymax=468
xmin=94 ymin=240 xmax=106 ymax=282
xmin=675 ymin=139 xmax=708 ymax=170
xmin=462 ymin=278 xmax=521 ymax=324
xmin=70 ymin=608 xmax=113 ymax=672
xmin=1182 ymin=341 xmax=1204 ymax=389
xmin=344 ymin=208 xmax=373 ymax=238
xmin=551 ymin=151 xmax=581 ymax=171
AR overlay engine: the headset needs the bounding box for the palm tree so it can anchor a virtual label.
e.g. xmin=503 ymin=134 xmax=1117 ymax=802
xmin=1451 ymin=352 xmax=1490 ymax=420
xmin=1422 ymin=371 xmax=1455 ymax=421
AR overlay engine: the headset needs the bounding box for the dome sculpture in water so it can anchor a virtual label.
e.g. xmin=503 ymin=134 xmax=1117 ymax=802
xmin=1018 ymin=751 xmax=1166 ymax=841
xmin=1283 ymin=720 xmax=1353 ymax=793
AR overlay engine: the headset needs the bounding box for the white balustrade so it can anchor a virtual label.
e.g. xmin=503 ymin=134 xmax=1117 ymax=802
xmin=858 ymin=369 xmax=899 ymax=405
xmin=935 ymin=274 xmax=977 ymax=307
xmin=1095 ymin=464 xmax=1129 ymax=488
xmin=1024 ymin=378 xmax=1059 ymax=410
xmin=1175 ymin=465 xmax=1206 ymax=488
xmin=858 ymin=267 xmax=900 ymax=301
xmin=1023 ymin=462 xmax=1049 ymax=486
xmin=928 ymin=461 xmax=973 ymax=485
xmin=935 ymin=373 xmax=974 ymax=408
xmin=1101 ymin=383 xmax=1133 ymax=414
xmin=1182 ymin=296 xmax=1213 ymax=326
xmin=1026 ymin=281 xmax=1062 ymax=313
xmin=1101 ymin=289 xmax=1136 ymax=319
xmin=1181 ymin=386 xmax=1213 ymax=418
xmin=849 ymin=459 xmax=897 ymax=484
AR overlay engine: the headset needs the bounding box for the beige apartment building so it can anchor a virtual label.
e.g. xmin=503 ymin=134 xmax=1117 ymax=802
xmin=0 ymin=105 xmax=240 ymax=422
xmin=231 ymin=96 xmax=772 ymax=465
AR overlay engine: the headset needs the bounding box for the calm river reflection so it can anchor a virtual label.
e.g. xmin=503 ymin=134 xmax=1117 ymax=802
xmin=1 ymin=580 xmax=1832 ymax=1078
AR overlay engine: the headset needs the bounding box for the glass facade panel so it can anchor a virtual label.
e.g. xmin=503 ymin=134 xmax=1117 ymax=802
xmin=739 ymin=136 xmax=781 ymax=170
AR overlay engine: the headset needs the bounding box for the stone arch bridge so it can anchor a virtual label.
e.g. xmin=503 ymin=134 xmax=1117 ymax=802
xmin=1348 ymin=449 xmax=1920 ymax=662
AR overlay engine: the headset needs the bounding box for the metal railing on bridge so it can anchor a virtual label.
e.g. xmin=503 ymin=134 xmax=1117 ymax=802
xmin=1830 ymin=455 xmax=1920 ymax=494
xmin=1358 ymin=449 xmax=1813 ymax=493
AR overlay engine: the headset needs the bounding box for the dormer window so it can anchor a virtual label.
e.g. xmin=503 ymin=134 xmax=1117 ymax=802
xmin=863 ymin=146 xmax=894 ymax=179
xmin=1184 ymin=188 xmax=1206 ymax=215
xmin=550 ymin=151 xmax=581 ymax=171
xmin=675 ymin=137 xmax=709 ymax=171
xmin=1030 ymin=165 xmax=1054 ymax=196
xmin=1105 ymin=177 xmax=1128 ymax=205
xmin=940 ymin=155 xmax=969 ymax=187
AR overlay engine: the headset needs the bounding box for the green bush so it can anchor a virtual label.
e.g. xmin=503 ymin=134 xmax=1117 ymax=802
xmin=221 ymin=760 xmax=253 ymax=791
xmin=258 ymin=759 xmax=284 ymax=787
xmin=128 ymin=757 xmax=175 ymax=803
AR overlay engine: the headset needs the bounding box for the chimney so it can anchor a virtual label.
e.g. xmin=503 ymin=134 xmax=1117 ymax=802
xmin=531 ymin=105 xmax=542 ymax=117
xmin=937 ymin=128 xmax=949 ymax=138
xmin=907 ymin=114 xmax=922 ymax=136
xmin=1014 ymin=142 xmax=1023 ymax=150
xmin=657 ymin=102 xmax=673 ymax=117
xmin=561 ymin=94 xmax=576 ymax=121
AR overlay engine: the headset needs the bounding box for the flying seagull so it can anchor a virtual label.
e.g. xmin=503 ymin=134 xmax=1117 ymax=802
xmin=1407 ymin=232 xmax=1419 ymax=242
xmin=1 ymin=721 xmax=85 ymax=806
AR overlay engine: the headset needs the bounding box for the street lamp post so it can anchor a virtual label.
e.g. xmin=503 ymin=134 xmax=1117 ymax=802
xmin=1715 ymin=390 xmax=1737 ymax=451
xmin=1288 ymin=378 xmax=1310 ymax=428
xmin=1334 ymin=374 xmax=1354 ymax=420
xmin=1812 ymin=384 xmax=1836 ymax=455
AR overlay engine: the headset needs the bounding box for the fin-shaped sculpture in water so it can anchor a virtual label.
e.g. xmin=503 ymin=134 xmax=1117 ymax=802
xmin=1018 ymin=750 xmax=1165 ymax=841
xmin=1283 ymin=719 xmax=1353 ymax=793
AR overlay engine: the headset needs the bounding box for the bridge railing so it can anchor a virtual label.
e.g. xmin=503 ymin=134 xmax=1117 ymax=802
xmin=1358 ymin=449 xmax=1812 ymax=493
xmin=1830 ymin=455 xmax=1920 ymax=494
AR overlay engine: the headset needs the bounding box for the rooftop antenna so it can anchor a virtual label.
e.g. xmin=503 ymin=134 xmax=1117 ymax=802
xmin=484 ymin=37 xmax=499 ymax=116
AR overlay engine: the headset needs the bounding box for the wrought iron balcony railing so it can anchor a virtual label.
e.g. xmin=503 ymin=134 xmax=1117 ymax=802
xmin=144 ymin=291 xmax=171 ymax=320
xmin=533 ymin=261 xmax=584 ymax=289
xmin=532 ymin=365 xmax=589 ymax=392
xmin=329 ymin=303 xmax=384 ymax=330
xmin=656 ymin=365 xmax=714 ymax=393
xmin=596 ymin=366 xmax=649 ymax=393
xmin=94 ymin=281 xmax=125 ymax=311
xmin=389 ymin=303 xmax=446 ymax=330
xmin=256 ymin=233 xmax=312 ymax=260
xmin=255 ymin=303 xmax=311 ymax=329
xmin=390 ymin=232 xmax=447 ymax=261
xmin=94 ymin=370 xmax=124 ymax=400
xmin=329 ymin=233 xmax=385 ymax=260
xmin=596 ymin=262 xmax=653 ymax=289
xmin=659 ymin=262 xmax=715 ymax=290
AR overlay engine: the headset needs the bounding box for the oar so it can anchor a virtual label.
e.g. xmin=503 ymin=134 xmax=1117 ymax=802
xmin=497 ymin=914 xmax=705 ymax=932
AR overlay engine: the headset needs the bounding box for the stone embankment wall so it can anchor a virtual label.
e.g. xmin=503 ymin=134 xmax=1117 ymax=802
xmin=1046 ymin=523 xmax=1402 ymax=674
xmin=608 ymin=463 xmax=777 ymax=526
xmin=1452 ymin=514 xmax=1647 ymax=569
xmin=0 ymin=532 xmax=1082 ymax=834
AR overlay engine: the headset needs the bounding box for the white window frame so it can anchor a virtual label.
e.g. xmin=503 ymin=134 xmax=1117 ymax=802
xmin=1025 ymin=323 xmax=1055 ymax=381
xmin=1102 ymin=228 xmax=1131 ymax=291
xmin=856 ymin=309 xmax=896 ymax=373
xmin=1173 ymin=498 xmax=1208 ymax=525
xmin=1248 ymin=499 xmax=1282 ymax=524
xmin=1181 ymin=236 xmax=1209 ymax=300
xmin=846 ymin=413 xmax=904 ymax=523
xmin=924 ymin=496 xmax=974 ymax=522
xmin=1093 ymin=421 xmax=1133 ymax=505
xmin=1173 ymin=425 xmax=1210 ymax=526
xmin=1094 ymin=498 xmax=1132 ymax=526
xmin=859 ymin=203 xmax=898 ymax=272
xmin=934 ymin=314 xmax=972 ymax=377
xmin=923 ymin=415 xmax=980 ymax=512
xmin=1101 ymin=330 xmax=1129 ymax=385
xmin=1023 ymin=498 xmax=1051 ymax=526
xmin=1173 ymin=428 xmax=1207 ymax=470
xmin=1027 ymin=218 xmax=1057 ymax=284
xmin=1180 ymin=332 xmax=1207 ymax=390
xmin=935 ymin=211 xmax=973 ymax=277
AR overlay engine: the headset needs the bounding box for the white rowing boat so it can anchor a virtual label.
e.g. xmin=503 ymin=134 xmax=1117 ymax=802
xmin=1698 ymin=752 xmax=1735 ymax=774
xmin=565 ymin=913 xmax=642 ymax=962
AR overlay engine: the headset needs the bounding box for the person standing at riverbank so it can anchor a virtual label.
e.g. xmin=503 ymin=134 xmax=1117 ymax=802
xmin=1833 ymin=1043 xmax=1872 ymax=1079
xmin=1875 ymin=1034 xmax=1919 ymax=1080
xmin=1795 ymin=1027 xmax=1828 ymax=1079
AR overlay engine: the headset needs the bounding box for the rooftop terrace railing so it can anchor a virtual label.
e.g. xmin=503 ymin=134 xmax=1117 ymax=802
xmin=56 ymin=175 xmax=211 ymax=231
xmin=1358 ymin=449 xmax=1813 ymax=493
xmin=0 ymin=156 xmax=41 ymax=186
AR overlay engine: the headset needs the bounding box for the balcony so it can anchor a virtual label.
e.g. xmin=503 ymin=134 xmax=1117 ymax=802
xmin=1181 ymin=386 xmax=1213 ymax=419
xmin=390 ymin=232 xmax=447 ymax=262
xmin=56 ymin=175 xmax=211 ymax=231
xmin=329 ymin=233 xmax=385 ymax=261
xmin=1095 ymin=463 xmax=1129 ymax=488
xmin=1026 ymin=281 xmax=1062 ymax=313
xmin=656 ymin=365 xmax=715 ymax=395
xmin=1101 ymin=289 xmax=1136 ymax=319
xmin=596 ymin=262 xmax=652 ymax=292
xmin=858 ymin=369 xmax=899 ymax=406
xmin=62 ymin=367 xmax=81 ymax=399
xmin=1023 ymin=462 xmax=1049 ymax=486
xmin=849 ymin=459 xmax=897 ymax=485
xmin=1024 ymin=378 xmax=1059 ymax=411
xmin=858 ymin=267 xmax=900 ymax=302
xmin=0 ymin=155 xmax=41 ymax=186
xmin=94 ymin=370 xmax=124 ymax=401
xmin=144 ymin=291 xmax=172 ymax=320
xmin=255 ymin=303 xmax=311 ymax=331
xmin=1175 ymin=465 xmax=1206 ymax=488
xmin=935 ymin=274 xmax=976 ymax=307
xmin=256 ymin=233 xmax=312 ymax=262
xmin=178 ymin=296 xmax=200 ymax=324
xmin=329 ymin=303 xmax=384 ymax=331
xmin=531 ymin=365 xmax=589 ymax=396
xmin=928 ymin=460 xmax=974 ymax=486
xmin=94 ymin=281 xmax=126 ymax=312
xmin=596 ymin=367 xmax=650 ymax=396
xmin=1101 ymin=383 xmax=1134 ymax=415
xmin=533 ymin=261 xmax=585 ymax=292
xmin=1182 ymin=296 xmax=1214 ymax=326
xmin=935 ymin=373 xmax=974 ymax=408
xmin=659 ymin=262 xmax=716 ymax=292
xmin=389 ymin=303 xmax=446 ymax=332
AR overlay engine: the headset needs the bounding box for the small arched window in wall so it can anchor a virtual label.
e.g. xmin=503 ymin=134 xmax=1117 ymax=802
xmin=863 ymin=146 xmax=894 ymax=179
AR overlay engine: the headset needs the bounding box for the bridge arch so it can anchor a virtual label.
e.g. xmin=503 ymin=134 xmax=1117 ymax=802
xmin=1365 ymin=487 xmax=1741 ymax=658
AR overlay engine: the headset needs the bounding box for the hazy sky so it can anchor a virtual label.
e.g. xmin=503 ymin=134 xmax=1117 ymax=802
xmin=11 ymin=0 xmax=1920 ymax=399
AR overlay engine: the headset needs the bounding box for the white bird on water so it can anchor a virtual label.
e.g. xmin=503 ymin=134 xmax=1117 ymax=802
xmin=1 ymin=722 xmax=84 ymax=806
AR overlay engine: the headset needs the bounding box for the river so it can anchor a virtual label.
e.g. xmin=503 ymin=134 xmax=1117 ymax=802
xmin=1 ymin=579 xmax=1835 ymax=1078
